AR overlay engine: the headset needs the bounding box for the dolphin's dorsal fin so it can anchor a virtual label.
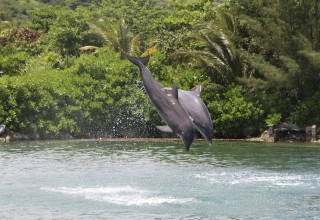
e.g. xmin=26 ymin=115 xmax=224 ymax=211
xmin=192 ymin=85 xmax=201 ymax=97
xmin=156 ymin=125 xmax=173 ymax=133
xmin=171 ymin=80 xmax=178 ymax=99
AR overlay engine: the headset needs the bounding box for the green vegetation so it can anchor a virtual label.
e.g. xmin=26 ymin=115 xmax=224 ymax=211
xmin=0 ymin=0 xmax=320 ymax=139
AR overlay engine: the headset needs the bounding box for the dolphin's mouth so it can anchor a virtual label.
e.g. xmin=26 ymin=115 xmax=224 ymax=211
xmin=180 ymin=134 xmax=193 ymax=152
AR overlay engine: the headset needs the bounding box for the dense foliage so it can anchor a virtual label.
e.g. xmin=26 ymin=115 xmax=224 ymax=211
xmin=0 ymin=0 xmax=319 ymax=139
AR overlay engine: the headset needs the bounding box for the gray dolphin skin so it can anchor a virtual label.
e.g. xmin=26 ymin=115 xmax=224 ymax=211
xmin=126 ymin=55 xmax=194 ymax=151
xmin=133 ymin=55 xmax=214 ymax=143
xmin=159 ymin=86 xmax=214 ymax=143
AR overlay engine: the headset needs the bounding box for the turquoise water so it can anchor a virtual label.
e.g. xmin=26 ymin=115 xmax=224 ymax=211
xmin=0 ymin=140 xmax=320 ymax=219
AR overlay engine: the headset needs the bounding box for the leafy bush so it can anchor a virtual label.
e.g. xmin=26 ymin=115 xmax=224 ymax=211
xmin=0 ymin=47 xmax=164 ymax=139
xmin=245 ymin=90 xmax=292 ymax=127
xmin=291 ymin=92 xmax=320 ymax=126
xmin=203 ymin=84 xmax=264 ymax=138
xmin=0 ymin=48 xmax=30 ymax=76
xmin=29 ymin=6 xmax=104 ymax=55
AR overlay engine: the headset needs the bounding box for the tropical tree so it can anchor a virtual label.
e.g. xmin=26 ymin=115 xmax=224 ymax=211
xmin=173 ymin=21 xmax=242 ymax=86
xmin=278 ymin=0 xmax=320 ymax=51
xmin=87 ymin=19 xmax=143 ymax=59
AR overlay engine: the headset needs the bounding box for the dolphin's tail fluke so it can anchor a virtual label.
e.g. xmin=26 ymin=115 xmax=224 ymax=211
xmin=126 ymin=54 xmax=150 ymax=66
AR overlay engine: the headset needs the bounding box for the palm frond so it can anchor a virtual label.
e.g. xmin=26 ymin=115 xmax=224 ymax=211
xmin=220 ymin=11 xmax=236 ymax=35
xmin=174 ymin=21 xmax=244 ymax=86
xmin=87 ymin=21 xmax=110 ymax=44
xmin=141 ymin=47 xmax=158 ymax=56
xmin=129 ymin=33 xmax=141 ymax=56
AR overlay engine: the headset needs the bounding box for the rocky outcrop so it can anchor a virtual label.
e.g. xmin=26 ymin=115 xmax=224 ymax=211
xmin=306 ymin=125 xmax=320 ymax=142
xmin=273 ymin=123 xmax=305 ymax=142
xmin=261 ymin=123 xmax=320 ymax=142
xmin=7 ymin=131 xmax=29 ymax=141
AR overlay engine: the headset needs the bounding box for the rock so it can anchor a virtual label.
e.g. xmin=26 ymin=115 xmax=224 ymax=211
xmin=6 ymin=131 xmax=29 ymax=141
xmin=260 ymin=130 xmax=277 ymax=142
xmin=260 ymin=130 xmax=269 ymax=141
xmin=274 ymin=123 xmax=305 ymax=142
xmin=79 ymin=46 xmax=99 ymax=52
xmin=275 ymin=123 xmax=304 ymax=131
xmin=0 ymin=124 xmax=5 ymax=136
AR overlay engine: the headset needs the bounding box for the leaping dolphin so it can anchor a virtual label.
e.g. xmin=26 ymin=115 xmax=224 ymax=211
xmin=158 ymin=85 xmax=213 ymax=143
xmin=126 ymin=55 xmax=194 ymax=151
xmin=133 ymin=55 xmax=214 ymax=143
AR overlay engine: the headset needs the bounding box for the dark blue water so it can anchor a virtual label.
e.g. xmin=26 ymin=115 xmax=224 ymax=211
xmin=0 ymin=140 xmax=320 ymax=219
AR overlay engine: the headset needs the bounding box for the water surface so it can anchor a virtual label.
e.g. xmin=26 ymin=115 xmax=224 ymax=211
xmin=1 ymin=140 xmax=320 ymax=219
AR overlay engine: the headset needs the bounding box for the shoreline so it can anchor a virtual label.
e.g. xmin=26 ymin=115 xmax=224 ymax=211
xmin=76 ymin=137 xmax=320 ymax=144
xmin=2 ymin=136 xmax=319 ymax=144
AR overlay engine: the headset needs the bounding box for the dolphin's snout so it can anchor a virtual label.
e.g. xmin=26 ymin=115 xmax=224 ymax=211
xmin=181 ymin=130 xmax=194 ymax=152
xmin=195 ymin=123 xmax=214 ymax=143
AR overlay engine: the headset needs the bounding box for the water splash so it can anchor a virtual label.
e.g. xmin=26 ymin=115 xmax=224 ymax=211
xmin=41 ymin=186 xmax=194 ymax=206
xmin=195 ymin=170 xmax=319 ymax=188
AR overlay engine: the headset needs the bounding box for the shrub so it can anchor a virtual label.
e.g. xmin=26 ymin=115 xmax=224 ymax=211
xmin=0 ymin=49 xmax=30 ymax=76
xmin=203 ymin=84 xmax=264 ymax=138
xmin=0 ymin=47 xmax=163 ymax=138
xmin=291 ymin=91 xmax=320 ymax=126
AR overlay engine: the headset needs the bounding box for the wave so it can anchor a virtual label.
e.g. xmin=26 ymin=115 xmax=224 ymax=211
xmin=195 ymin=170 xmax=319 ymax=188
xmin=41 ymin=186 xmax=194 ymax=206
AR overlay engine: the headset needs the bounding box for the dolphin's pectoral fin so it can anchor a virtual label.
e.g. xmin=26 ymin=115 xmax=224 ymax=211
xmin=156 ymin=125 xmax=174 ymax=133
xmin=171 ymin=80 xmax=179 ymax=99
xmin=192 ymin=85 xmax=201 ymax=97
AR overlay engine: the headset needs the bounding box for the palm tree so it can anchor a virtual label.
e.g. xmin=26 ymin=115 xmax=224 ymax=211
xmin=87 ymin=19 xmax=142 ymax=59
xmin=173 ymin=21 xmax=243 ymax=86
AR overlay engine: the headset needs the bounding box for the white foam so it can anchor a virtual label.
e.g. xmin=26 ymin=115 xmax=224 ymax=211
xmin=41 ymin=186 xmax=194 ymax=206
xmin=195 ymin=170 xmax=317 ymax=188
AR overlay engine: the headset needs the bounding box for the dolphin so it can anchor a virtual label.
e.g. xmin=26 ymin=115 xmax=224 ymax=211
xmin=132 ymin=55 xmax=214 ymax=143
xmin=158 ymin=85 xmax=214 ymax=143
xmin=126 ymin=55 xmax=194 ymax=151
